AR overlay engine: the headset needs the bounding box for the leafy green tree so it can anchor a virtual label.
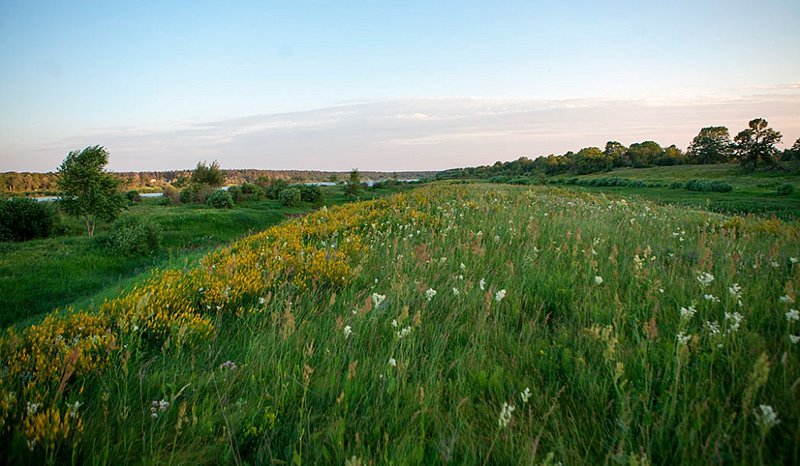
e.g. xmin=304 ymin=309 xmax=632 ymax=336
xmin=781 ymin=138 xmax=800 ymax=161
xmin=686 ymin=126 xmax=733 ymax=164
xmin=345 ymin=169 xmax=362 ymax=197
xmin=624 ymin=141 xmax=664 ymax=168
xmin=191 ymin=160 xmax=225 ymax=187
xmin=57 ymin=146 xmax=127 ymax=236
xmin=573 ymin=147 xmax=611 ymax=174
xmin=604 ymin=141 xmax=628 ymax=167
xmin=734 ymin=118 xmax=782 ymax=170
xmin=655 ymin=145 xmax=686 ymax=166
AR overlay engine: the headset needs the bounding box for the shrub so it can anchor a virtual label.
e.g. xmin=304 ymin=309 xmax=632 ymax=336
xmin=669 ymin=181 xmax=685 ymax=189
xmin=776 ymin=184 xmax=794 ymax=196
xmin=0 ymin=198 xmax=59 ymax=242
xmin=207 ymin=190 xmax=234 ymax=209
xmin=180 ymin=183 xmax=215 ymax=204
xmin=97 ymin=216 xmax=161 ymax=256
xmin=279 ymin=187 xmax=302 ymax=206
xmin=157 ymin=197 xmax=171 ymax=206
xmin=162 ymin=185 xmax=180 ymax=204
xmin=685 ymin=179 xmax=733 ymax=193
xmin=126 ymin=190 xmax=141 ymax=203
xmin=227 ymin=185 xmax=243 ymax=204
xmin=299 ymin=185 xmax=323 ymax=202
xmin=266 ymin=179 xmax=289 ymax=199
xmin=240 ymin=183 xmax=264 ymax=201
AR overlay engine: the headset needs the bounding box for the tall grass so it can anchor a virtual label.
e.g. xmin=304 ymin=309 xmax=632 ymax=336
xmin=1 ymin=183 xmax=798 ymax=464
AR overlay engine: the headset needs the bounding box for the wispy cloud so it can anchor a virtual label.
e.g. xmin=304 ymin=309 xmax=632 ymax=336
xmin=3 ymin=93 xmax=799 ymax=172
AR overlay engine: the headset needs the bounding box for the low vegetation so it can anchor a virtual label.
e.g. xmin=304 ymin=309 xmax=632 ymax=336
xmin=1 ymin=183 xmax=797 ymax=463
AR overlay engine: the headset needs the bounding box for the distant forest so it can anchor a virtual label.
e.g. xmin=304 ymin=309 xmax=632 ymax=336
xmin=438 ymin=119 xmax=800 ymax=180
xmin=0 ymin=168 xmax=436 ymax=195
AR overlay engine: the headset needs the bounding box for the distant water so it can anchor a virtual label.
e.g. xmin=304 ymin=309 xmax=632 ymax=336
xmin=33 ymin=192 xmax=163 ymax=202
xmin=305 ymin=179 xmax=418 ymax=187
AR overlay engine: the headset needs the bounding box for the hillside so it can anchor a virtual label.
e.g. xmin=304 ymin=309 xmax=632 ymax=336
xmin=1 ymin=183 xmax=798 ymax=464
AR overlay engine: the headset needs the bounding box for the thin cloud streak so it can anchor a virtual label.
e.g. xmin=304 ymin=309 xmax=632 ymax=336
xmin=2 ymin=94 xmax=799 ymax=172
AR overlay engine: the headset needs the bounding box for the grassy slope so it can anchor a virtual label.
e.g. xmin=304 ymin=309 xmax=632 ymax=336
xmin=2 ymin=183 xmax=798 ymax=464
xmin=0 ymin=185 xmax=406 ymax=328
xmin=549 ymin=163 xmax=800 ymax=219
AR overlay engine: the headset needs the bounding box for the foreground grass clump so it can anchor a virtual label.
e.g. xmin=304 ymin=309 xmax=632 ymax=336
xmin=1 ymin=184 xmax=799 ymax=464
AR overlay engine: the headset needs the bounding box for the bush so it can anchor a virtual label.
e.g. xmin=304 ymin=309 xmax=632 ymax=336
xmin=162 ymin=185 xmax=180 ymax=204
xmin=265 ymin=179 xmax=289 ymax=199
xmin=279 ymin=187 xmax=302 ymax=206
xmin=180 ymin=183 xmax=215 ymax=204
xmin=0 ymin=198 xmax=59 ymax=242
xmin=240 ymin=183 xmax=264 ymax=201
xmin=227 ymin=185 xmax=243 ymax=204
xmin=157 ymin=197 xmax=171 ymax=206
xmin=126 ymin=190 xmax=141 ymax=203
xmin=776 ymin=184 xmax=794 ymax=196
xmin=207 ymin=190 xmax=234 ymax=209
xmin=97 ymin=216 xmax=161 ymax=256
xmin=685 ymin=179 xmax=733 ymax=193
xmin=299 ymin=185 xmax=323 ymax=202
xmin=669 ymin=181 xmax=685 ymax=189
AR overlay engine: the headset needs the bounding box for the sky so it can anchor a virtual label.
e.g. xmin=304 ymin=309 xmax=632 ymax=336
xmin=0 ymin=0 xmax=798 ymax=172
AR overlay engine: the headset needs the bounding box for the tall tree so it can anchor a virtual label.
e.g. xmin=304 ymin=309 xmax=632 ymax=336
xmin=734 ymin=118 xmax=782 ymax=170
xmin=782 ymin=138 xmax=800 ymax=161
xmin=345 ymin=168 xmax=362 ymax=197
xmin=604 ymin=141 xmax=628 ymax=167
xmin=686 ymin=126 xmax=733 ymax=164
xmin=191 ymin=160 xmax=225 ymax=187
xmin=57 ymin=146 xmax=127 ymax=236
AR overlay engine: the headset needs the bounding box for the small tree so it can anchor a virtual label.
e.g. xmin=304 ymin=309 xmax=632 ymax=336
xmin=734 ymin=118 xmax=782 ymax=170
xmin=345 ymin=169 xmax=362 ymax=197
xmin=191 ymin=161 xmax=225 ymax=187
xmin=782 ymin=138 xmax=800 ymax=161
xmin=687 ymin=126 xmax=733 ymax=164
xmin=57 ymin=146 xmax=126 ymax=236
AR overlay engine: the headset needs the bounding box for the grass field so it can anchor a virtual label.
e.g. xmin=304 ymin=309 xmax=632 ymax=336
xmin=0 ymin=185 xmax=409 ymax=328
xmin=548 ymin=164 xmax=800 ymax=219
xmin=1 ymin=182 xmax=797 ymax=464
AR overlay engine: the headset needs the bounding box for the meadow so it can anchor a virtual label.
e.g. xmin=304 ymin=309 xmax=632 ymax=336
xmin=0 ymin=184 xmax=408 ymax=328
xmin=1 ymin=183 xmax=798 ymax=464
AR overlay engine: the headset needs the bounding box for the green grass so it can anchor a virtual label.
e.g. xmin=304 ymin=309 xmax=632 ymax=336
xmin=0 ymin=185 xmax=410 ymax=328
xmin=2 ymin=182 xmax=798 ymax=464
xmin=548 ymin=163 xmax=800 ymax=219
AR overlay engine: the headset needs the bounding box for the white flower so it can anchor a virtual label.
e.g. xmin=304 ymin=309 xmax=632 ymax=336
xmin=391 ymin=319 xmax=398 ymax=328
xmin=498 ymin=402 xmax=515 ymax=428
xmin=493 ymin=235 xmax=501 ymax=243
xmin=679 ymin=305 xmax=697 ymax=320
xmin=396 ymin=326 xmax=412 ymax=338
xmin=705 ymin=321 xmax=721 ymax=336
xmin=495 ymin=289 xmax=507 ymax=302
xmin=789 ymin=335 xmax=799 ymax=344
xmin=676 ymin=332 xmax=692 ymax=345
xmin=594 ymin=276 xmax=603 ymax=285
xmin=150 ymin=399 xmax=170 ymax=419
xmin=790 ymin=257 xmax=798 ymax=264
xmin=452 ymin=287 xmax=460 ymax=296
xmin=259 ymin=297 xmax=266 ymax=305
xmin=724 ymin=312 xmax=744 ymax=334
xmin=479 ymin=278 xmax=486 ymax=291
xmin=388 ymin=357 xmax=397 ymax=367
xmin=755 ymin=404 xmax=780 ymax=430
xmin=371 ymin=292 xmax=386 ymax=309
xmin=520 ymin=387 xmax=532 ymax=404
xmin=343 ymin=325 xmax=353 ymax=339
xmin=786 ymin=309 xmax=799 ymax=322
xmin=697 ymin=272 xmax=715 ymax=288
xmin=704 ymin=294 xmax=720 ymax=303
xmin=779 ymin=295 xmax=795 ymax=304
xmin=728 ymin=283 xmax=743 ymax=307
xmin=425 ymin=288 xmax=437 ymax=301
xmin=460 ymin=262 xmax=466 ymax=270
xmin=770 ymin=261 xmax=780 ymax=269
xmin=220 ymin=360 xmax=238 ymax=370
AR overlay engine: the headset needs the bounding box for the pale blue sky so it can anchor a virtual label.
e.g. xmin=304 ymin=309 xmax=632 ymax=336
xmin=1 ymin=0 xmax=798 ymax=171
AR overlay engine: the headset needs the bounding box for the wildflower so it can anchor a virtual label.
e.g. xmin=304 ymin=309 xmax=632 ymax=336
xmin=679 ymin=305 xmax=697 ymax=320
xmin=754 ymin=404 xmax=780 ymax=430
xmin=779 ymin=295 xmax=794 ymax=304
xmin=391 ymin=319 xmax=398 ymax=328
xmin=259 ymin=297 xmax=266 ymax=305
xmin=705 ymin=321 xmax=721 ymax=336
xmin=676 ymin=332 xmax=692 ymax=345
xmin=493 ymin=235 xmax=500 ymax=243
xmin=498 ymin=402 xmax=515 ymax=428
xmin=344 ymin=325 xmax=353 ymax=339
xmin=452 ymin=288 xmax=460 ymax=296
xmin=594 ymin=276 xmax=603 ymax=285
xmin=479 ymin=278 xmax=486 ymax=290
xmin=425 ymin=288 xmax=437 ymax=301
xmin=704 ymin=294 xmax=720 ymax=303
xmin=786 ymin=309 xmax=799 ymax=322
xmin=495 ymin=289 xmax=507 ymax=302
xmin=724 ymin=312 xmax=744 ymax=333
xmin=520 ymin=387 xmax=532 ymax=404
xmin=789 ymin=335 xmax=799 ymax=344
xmin=697 ymin=272 xmax=714 ymax=288
xmin=770 ymin=261 xmax=779 ymax=269
xmin=68 ymin=400 xmax=82 ymax=418
xmin=371 ymin=292 xmax=386 ymax=309
xmin=220 ymin=360 xmax=238 ymax=370
xmin=790 ymin=257 xmax=798 ymax=264
xmin=26 ymin=402 xmax=40 ymax=416
xmin=460 ymin=262 xmax=466 ymax=270
xmin=388 ymin=357 xmax=397 ymax=367
xmin=396 ymin=326 xmax=412 ymax=338
xmin=151 ymin=399 xmax=170 ymax=419
xmin=728 ymin=283 xmax=743 ymax=306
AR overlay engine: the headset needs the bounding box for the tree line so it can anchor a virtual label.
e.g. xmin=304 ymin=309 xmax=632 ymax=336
xmin=438 ymin=118 xmax=800 ymax=179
